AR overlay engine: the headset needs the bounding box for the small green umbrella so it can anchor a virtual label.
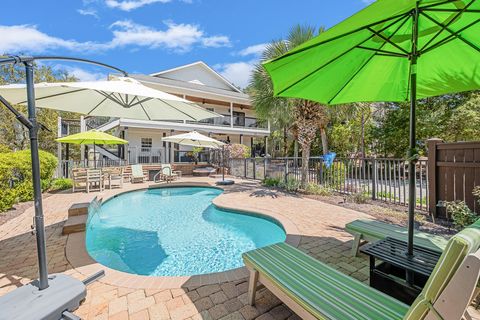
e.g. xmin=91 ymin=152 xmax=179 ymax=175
xmin=264 ymin=0 xmax=480 ymax=258
xmin=56 ymin=129 xmax=128 ymax=168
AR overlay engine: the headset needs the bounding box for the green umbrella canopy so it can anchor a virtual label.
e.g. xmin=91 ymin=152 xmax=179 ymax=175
xmin=56 ymin=129 xmax=128 ymax=145
xmin=264 ymin=0 xmax=480 ymax=104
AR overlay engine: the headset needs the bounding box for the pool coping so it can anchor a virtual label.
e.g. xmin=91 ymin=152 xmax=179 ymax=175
xmin=65 ymin=181 xmax=301 ymax=290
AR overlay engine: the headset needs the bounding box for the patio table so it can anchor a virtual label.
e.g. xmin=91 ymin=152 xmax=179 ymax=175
xmin=360 ymin=237 xmax=441 ymax=305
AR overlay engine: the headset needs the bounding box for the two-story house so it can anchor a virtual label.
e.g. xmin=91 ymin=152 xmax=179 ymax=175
xmin=57 ymin=61 xmax=270 ymax=167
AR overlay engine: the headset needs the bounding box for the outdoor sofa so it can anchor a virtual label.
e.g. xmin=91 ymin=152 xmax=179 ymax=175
xmin=243 ymin=219 xmax=480 ymax=320
xmin=345 ymin=219 xmax=448 ymax=257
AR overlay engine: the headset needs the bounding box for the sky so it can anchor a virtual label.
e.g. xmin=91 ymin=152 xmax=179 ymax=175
xmin=1 ymin=0 xmax=372 ymax=88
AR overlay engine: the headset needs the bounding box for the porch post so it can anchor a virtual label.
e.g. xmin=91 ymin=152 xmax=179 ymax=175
xmin=427 ymin=138 xmax=443 ymax=219
xmin=230 ymin=102 xmax=234 ymax=128
xmin=169 ymin=129 xmax=174 ymax=163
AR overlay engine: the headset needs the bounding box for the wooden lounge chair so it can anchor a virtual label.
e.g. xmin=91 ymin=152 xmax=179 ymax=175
xmin=86 ymin=169 xmax=103 ymax=193
xmin=130 ymin=164 xmax=146 ymax=183
xmin=243 ymin=219 xmax=480 ymax=320
xmin=345 ymin=219 xmax=448 ymax=257
xmin=72 ymin=168 xmax=87 ymax=193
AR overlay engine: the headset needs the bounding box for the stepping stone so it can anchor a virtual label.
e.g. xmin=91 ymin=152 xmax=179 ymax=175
xmin=63 ymin=215 xmax=87 ymax=235
xmin=68 ymin=203 xmax=89 ymax=217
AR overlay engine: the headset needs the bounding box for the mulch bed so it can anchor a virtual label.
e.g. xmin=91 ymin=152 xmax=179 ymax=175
xmin=0 ymin=192 xmax=54 ymax=226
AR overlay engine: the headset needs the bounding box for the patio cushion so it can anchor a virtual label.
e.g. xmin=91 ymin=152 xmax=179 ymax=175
xmin=346 ymin=219 xmax=447 ymax=253
xmin=243 ymin=243 xmax=409 ymax=320
xmin=404 ymin=219 xmax=480 ymax=319
xmin=131 ymin=164 xmax=144 ymax=177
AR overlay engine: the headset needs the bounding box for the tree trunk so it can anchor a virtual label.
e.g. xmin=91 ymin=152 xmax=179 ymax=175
xmin=320 ymin=127 xmax=328 ymax=155
xmin=300 ymin=142 xmax=311 ymax=188
xmin=283 ymin=126 xmax=288 ymax=157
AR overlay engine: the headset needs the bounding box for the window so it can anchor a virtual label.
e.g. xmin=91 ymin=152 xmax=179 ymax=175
xmin=141 ymin=138 xmax=152 ymax=151
xmin=202 ymin=107 xmax=215 ymax=124
xmin=162 ymin=133 xmax=166 ymax=148
xmin=233 ymin=111 xmax=245 ymax=127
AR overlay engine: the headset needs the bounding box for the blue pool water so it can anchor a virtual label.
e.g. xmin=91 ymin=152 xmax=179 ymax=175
xmin=86 ymin=187 xmax=286 ymax=276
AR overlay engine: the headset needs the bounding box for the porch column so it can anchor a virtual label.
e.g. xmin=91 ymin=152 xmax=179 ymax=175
xmin=251 ymin=137 xmax=254 ymax=157
xmin=230 ymin=102 xmax=234 ymax=128
xmin=169 ymin=130 xmax=175 ymax=163
xmin=57 ymin=116 xmax=62 ymax=177
xmin=264 ymin=136 xmax=268 ymax=157
xmin=80 ymin=116 xmax=86 ymax=162
xmin=240 ymin=134 xmax=243 ymax=145
xmin=123 ymin=128 xmax=129 ymax=162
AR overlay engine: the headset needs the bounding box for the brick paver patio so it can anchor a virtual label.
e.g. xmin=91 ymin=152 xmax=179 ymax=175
xmin=0 ymin=177 xmax=474 ymax=319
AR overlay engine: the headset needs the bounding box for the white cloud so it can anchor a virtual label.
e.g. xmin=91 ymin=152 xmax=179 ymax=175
xmin=215 ymin=61 xmax=256 ymax=89
xmin=109 ymin=20 xmax=230 ymax=51
xmin=0 ymin=21 xmax=230 ymax=54
xmin=237 ymin=43 xmax=267 ymax=57
xmin=54 ymin=65 xmax=108 ymax=81
xmin=77 ymin=8 xmax=99 ymax=19
xmin=105 ymin=0 xmax=170 ymax=11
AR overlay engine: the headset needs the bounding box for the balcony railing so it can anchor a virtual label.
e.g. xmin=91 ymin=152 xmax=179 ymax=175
xmin=187 ymin=114 xmax=268 ymax=130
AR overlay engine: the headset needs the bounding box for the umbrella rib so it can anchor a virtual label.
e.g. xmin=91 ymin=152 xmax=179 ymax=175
xmin=17 ymin=88 xmax=87 ymax=104
xmin=88 ymin=92 xmax=111 ymax=115
xmin=267 ymin=12 xmax=411 ymax=63
xmin=366 ymin=27 xmax=410 ymax=56
xmin=357 ymin=46 xmax=408 ymax=57
xmin=327 ymin=15 xmax=411 ymax=104
xmin=276 ymin=14 xmax=410 ymax=96
xmin=160 ymin=99 xmax=199 ymax=121
xmin=419 ymin=0 xmax=476 ymax=53
xmin=423 ymin=8 xmax=480 ymax=13
xmin=138 ymin=101 xmax=152 ymax=120
xmin=420 ymin=12 xmax=480 ymax=54
xmin=129 ymin=97 xmax=153 ymax=107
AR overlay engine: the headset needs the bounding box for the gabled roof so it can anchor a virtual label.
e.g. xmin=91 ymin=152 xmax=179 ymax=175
xmin=150 ymin=61 xmax=242 ymax=93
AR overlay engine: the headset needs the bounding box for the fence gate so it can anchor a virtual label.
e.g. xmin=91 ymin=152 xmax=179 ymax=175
xmin=428 ymin=139 xmax=480 ymax=218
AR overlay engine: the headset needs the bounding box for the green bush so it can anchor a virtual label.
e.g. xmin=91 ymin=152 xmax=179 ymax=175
xmin=349 ymin=192 xmax=370 ymax=204
xmin=279 ymin=177 xmax=301 ymax=192
xmin=263 ymin=177 xmax=281 ymax=187
xmin=445 ymin=200 xmax=477 ymax=230
xmin=0 ymin=150 xmax=58 ymax=212
xmin=304 ymin=183 xmax=332 ymax=196
xmin=321 ymin=161 xmax=347 ymax=189
xmin=50 ymin=178 xmax=73 ymax=191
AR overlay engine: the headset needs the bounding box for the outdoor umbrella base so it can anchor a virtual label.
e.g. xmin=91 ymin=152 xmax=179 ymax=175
xmin=216 ymin=179 xmax=235 ymax=186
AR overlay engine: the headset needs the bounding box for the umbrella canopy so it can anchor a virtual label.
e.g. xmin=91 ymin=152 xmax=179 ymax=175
xmin=264 ymin=0 xmax=480 ymax=104
xmin=263 ymin=0 xmax=480 ymax=259
xmin=162 ymin=131 xmax=225 ymax=149
xmin=0 ymin=76 xmax=221 ymax=121
xmin=56 ymin=129 xmax=128 ymax=145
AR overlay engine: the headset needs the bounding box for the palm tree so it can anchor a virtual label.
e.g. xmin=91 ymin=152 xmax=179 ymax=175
xmin=249 ymin=25 xmax=329 ymax=187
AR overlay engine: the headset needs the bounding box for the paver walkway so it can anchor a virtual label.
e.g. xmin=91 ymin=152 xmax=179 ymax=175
xmin=0 ymin=177 xmax=475 ymax=319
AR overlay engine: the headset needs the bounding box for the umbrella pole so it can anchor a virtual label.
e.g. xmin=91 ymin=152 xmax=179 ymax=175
xmin=25 ymin=61 xmax=49 ymax=290
xmin=94 ymin=142 xmax=96 ymax=169
xmin=407 ymin=3 xmax=420 ymax=262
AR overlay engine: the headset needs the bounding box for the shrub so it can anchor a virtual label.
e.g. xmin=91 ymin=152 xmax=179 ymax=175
xmin=263 ymin=177 xmax=281 ymax=187
xmin=225 ymin=143 xmax=251 ymax=159
xmin=473 ymin=186 xmax=480 ymax=203
xmin=321 ymin=161 xmax=347 ymax=189
xmin=50 ymin=178 xmax=73 ymax=191
xmin=0 ymin=149 xmax=57 ymax=212
xmin=279 ymin=177 xmax=301 ymax=192
xmin=445 ymin=200 xmax=477 ymax=230
xmin=349 ymin=192 xmax=370 ymax=204
xmin=304 ymin=183 xmax=332 ymax=196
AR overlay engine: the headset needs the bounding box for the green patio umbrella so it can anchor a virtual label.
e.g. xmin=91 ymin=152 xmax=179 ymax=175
xmin=56 ymin=129 xmax=128 ymax=168
xmin=264 ymin=0 xmax=480 ymax=258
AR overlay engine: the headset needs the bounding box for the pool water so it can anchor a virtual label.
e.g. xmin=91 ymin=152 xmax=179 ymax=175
xmin=86 ymin=187 xmax=286 ymax=276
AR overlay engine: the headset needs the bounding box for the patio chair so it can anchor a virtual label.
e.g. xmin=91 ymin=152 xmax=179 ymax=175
xmin=86 ymin=169 xmax=103 ymax=193
xmin=345 ymin=219 xmax=448 ymax=256
xmin=159 ymin=164 xmax=179 ymax=182
xmin=72 ymin=168 xmax=87 ymax=193
xmin=130 ymin=164 xmax=146 ymax=183
xmin=103 ymin=167 xmax=124 ymax=189
xmin=243 ymin=219 xmax=480 ymax=320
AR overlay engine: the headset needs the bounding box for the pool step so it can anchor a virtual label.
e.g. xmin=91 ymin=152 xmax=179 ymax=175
xmin=68 ymin=203 xmax=89 ymax=217
xmin=63 ymin=215 xmax=87 ymax=235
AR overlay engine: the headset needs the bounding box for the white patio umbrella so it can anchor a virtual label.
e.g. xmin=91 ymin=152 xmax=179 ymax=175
xmin=161 ymin=130 xmax=225 ymax=149
xmin=0 ymin=77 xmax=221 ymax=121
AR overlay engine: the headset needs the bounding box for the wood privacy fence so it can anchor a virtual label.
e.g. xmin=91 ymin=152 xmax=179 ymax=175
xmin=428 ymin=139 xmax=480 ymax=218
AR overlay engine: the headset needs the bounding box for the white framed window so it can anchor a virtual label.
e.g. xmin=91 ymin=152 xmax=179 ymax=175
xmin=141 ymin=138 xmax=152 ymax=151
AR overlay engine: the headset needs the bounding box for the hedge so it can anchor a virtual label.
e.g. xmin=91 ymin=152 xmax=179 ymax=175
xmin=0 ymin=150 xmax=58 ymax=212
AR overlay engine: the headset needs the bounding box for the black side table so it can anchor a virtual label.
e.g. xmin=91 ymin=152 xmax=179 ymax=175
xmin=360 ymin=237 xmax=441 ymax=304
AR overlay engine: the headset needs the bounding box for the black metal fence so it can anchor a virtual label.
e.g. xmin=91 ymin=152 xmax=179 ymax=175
xmin=229 ymin=157 xmax=429 ymax=211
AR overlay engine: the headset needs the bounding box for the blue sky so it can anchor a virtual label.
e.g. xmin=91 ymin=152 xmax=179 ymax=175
xmin=1 ymin=0 xmax=371 ymax=88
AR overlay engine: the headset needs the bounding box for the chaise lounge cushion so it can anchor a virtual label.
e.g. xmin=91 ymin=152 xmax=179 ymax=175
xmin=243 ymin=243 xmax=409 ymax=320
xmin=404 ymin=219 xmax=480 ymax=319
xmin=346 ymin=219 xmax=448 ymax=253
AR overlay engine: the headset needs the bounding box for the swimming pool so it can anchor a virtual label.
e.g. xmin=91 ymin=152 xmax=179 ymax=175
xmin=86 ymin=187 xmax=286 ymax=276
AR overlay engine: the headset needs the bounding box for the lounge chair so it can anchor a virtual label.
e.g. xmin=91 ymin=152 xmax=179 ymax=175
xmin=159 ymin=164 xmax=179 ymax=182
xmin=86 ymin=169 xmax=103 ymax=193
xmin=130 ymin=164 xmax=146 ymax=183
xmin=72 ymin=168 xmax=87 ymax=193
xmin=345 ymin=219 xmax=448 ymax=257
xmin=244 ymin=219 xmax=480 ymax=320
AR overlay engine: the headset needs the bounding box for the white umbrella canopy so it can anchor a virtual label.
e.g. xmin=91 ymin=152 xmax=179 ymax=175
xmin=0 ymin=77 xmax=221 ymax=121
xmin=162 ymin=131 xmax=225 ymax=149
